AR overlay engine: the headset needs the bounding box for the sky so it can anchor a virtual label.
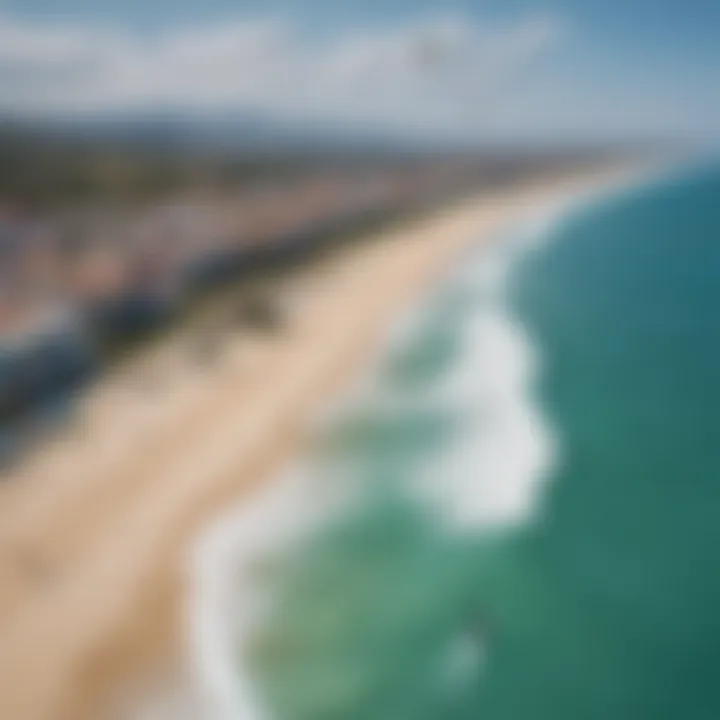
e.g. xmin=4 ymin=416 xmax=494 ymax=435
xmin=0 ymin=0 xmax=717 ymax=145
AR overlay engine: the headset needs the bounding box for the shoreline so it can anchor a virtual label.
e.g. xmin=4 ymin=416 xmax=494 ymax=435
xmin=0 ymin=162 xmax=656 ymax=720
xmin=182 ymin=161 xmax=659 ymax=720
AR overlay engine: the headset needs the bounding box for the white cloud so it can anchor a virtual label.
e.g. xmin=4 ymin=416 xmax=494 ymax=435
xmin=0 ymin=13 xmax=565 ymax=137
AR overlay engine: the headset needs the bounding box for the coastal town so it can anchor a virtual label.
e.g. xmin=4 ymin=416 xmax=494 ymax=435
xmin=0 ymin=159 xmax=464 ymax=443
xmin=0 ymin=145 xmax=600 ymax=461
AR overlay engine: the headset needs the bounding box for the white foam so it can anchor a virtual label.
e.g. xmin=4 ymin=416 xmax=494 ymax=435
xmin=184 ymin=312 xmax=411 ymax=720
xmin=408 ymin=203 xmax=565 ymax=532
xmin=416 ymin=172 xmax=659 ymax=530
xmin=189 ymin=462 xmax=348 ymax=720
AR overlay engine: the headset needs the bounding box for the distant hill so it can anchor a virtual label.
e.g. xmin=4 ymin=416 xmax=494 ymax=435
xmin=0 ymin=112 xmax=662 ymax=209
xmin=0 ymin=115 xmax=357 ymax=208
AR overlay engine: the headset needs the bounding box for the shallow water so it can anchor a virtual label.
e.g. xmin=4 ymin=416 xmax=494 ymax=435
xmin=205 ymin=162 xmax=720 ymax=720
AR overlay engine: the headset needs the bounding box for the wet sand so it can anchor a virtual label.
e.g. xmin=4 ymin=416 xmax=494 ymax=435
xmin=0 ymin=165 xmax=645 ymax=720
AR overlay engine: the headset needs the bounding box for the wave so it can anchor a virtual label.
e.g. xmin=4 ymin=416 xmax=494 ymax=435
xmin=179 ymin=170 xmax=655 ymax=720
xmin=402 ymin=199 xmax=569 ymax=532
xmin=190 ymin=462 xmax=349 ymax=720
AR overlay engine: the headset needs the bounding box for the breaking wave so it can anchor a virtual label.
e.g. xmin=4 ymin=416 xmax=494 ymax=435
xmin=182 ymin=173 xmax=649 ymax=720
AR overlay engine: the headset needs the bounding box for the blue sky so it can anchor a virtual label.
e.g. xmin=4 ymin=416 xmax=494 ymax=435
xmin=0 ymin=0 xmax=717 ymax=143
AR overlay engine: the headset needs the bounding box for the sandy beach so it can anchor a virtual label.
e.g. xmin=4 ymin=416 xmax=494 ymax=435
xmin=0 ymin=165 xmax=644 ymax=720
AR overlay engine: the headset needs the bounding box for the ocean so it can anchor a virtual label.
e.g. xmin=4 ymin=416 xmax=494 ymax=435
xmin=193 ymin=162 xmax=720 ymax=720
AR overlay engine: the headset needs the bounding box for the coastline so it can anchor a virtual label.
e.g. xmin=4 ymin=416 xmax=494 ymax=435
xmin=183 ymin=161 xmax=661 ymax=720
xmin=0 ymin=162 xmax=655 ymax=720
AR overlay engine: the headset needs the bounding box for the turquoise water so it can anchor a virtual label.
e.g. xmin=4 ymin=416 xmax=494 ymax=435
xmin=246 ymin=164 xmax=720 ymax=720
